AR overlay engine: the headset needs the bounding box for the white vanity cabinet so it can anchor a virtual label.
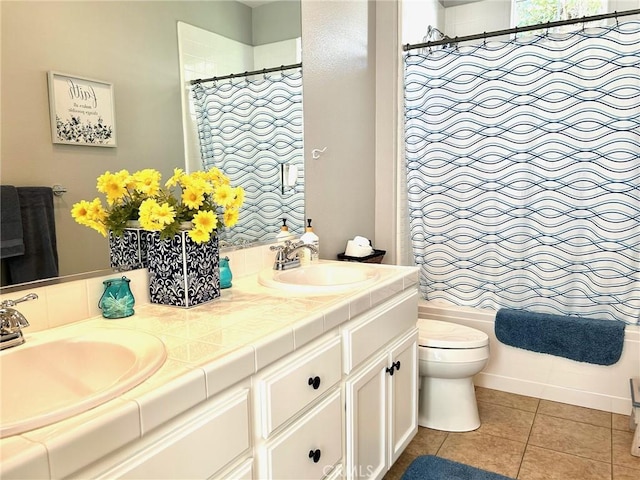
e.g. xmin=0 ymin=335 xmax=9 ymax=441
xmin=253 ymin=334 xmax=344 ymax=480
xmin=342 ymin=289 xmax=419 ymax=480
xmin=6 ymin=270 xmax=420 ymax=480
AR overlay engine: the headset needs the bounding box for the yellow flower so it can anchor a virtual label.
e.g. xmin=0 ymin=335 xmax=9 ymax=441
xmin=192 ymin=210 xmax=217 ymax=233
xmin=72 ymin=200 xmax=107 ymax=236
xmin=213 ymin=184 xmax=235 ymax=208
xmin=153 ymin=202 xmax=176 ymax=226
xmin=131 ymin=169 xmax=161 ymax=196
xmin=97 ymin=170 xmax=130 ymax=205
xmin=71 ymin=200 xmax=92 ymax=224
xmin=165 ymin=168 xmax=184 ymax=188
xmin=231 ymin=186 xmax=245 ymax=210
xmin=87 ymin=198 xmax=107 ymax=222
xmin=182 ymin=186 xmax=205 ymax=209
xmin=86 ymin=220 xmax=107 ymax=237
xmin=138 ymin=199 xmax=175 ymax=230
xmin=206 ymin=168 xmax=229 ymax=187
xmin=73 ymin=167 xmax=243 ymax=241
xmin=223 ymin=208 xmax=239 ymax=228
xmin=188 ymin=227 xmax=210 ymax=243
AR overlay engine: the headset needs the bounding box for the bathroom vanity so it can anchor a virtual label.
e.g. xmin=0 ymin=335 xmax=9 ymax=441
xmin=0 ymin=261 xmax=419 ymax=480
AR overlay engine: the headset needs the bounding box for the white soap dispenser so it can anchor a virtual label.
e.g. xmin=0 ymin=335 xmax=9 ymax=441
xmin=300 ymin=218 xmax=320 ymax=263
xmin=275 ymin=218 xmax=295 ymax=244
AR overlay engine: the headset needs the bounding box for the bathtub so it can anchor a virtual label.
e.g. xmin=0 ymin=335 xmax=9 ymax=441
xmin=418 ymin=300 xmax=640 ymax=415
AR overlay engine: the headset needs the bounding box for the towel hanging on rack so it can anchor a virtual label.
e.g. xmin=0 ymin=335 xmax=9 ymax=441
xmin=0 ymin=185 xmax=25 ymax=259
xmin=5 ymin=187 xmax=59 ymax=284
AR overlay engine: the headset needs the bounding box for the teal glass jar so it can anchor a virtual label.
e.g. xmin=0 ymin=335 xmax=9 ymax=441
xmin=99 ymin=276 xmax=135 ymax=319
xmin=220 ymin=256 xmax=232 ymax=289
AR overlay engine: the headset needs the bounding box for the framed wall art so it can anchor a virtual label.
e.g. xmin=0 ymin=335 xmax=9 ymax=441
xmin=47 ymin=71 xmax=117 ymax=147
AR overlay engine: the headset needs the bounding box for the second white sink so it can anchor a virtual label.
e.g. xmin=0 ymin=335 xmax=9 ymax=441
xmin=258 ymin=261 xmax=379 ymax=294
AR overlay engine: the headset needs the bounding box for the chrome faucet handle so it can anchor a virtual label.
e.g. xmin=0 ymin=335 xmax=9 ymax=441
xmin=1 ymin=292 xmax=38 ymax=308
xmin=0 ymin=308 xmax=30 ymax=332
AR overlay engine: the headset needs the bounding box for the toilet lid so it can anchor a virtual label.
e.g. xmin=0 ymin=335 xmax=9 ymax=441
xmin=417 ymin=319 xmax=489 ymax=348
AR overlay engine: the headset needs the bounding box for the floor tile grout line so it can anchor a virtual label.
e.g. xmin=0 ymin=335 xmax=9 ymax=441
xmin=513 ymin=398 xmax=542 ymax=479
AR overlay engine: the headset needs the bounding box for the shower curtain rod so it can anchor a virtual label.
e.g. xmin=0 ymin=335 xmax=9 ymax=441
xmin=190 ymin=62 xmax=302 ymax=85
xmin=403 ymin=8 xmax=640 ymax=51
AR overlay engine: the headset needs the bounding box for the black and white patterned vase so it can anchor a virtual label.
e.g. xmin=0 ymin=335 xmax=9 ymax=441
xmin=146 ymin=231 xmax=220 ymax=308
xmin=108 ymin=225 xmax=148 ymax=271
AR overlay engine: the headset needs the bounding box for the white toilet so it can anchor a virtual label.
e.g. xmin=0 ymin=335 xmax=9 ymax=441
xmin=417 ymin=318 xmax=490 ymax=432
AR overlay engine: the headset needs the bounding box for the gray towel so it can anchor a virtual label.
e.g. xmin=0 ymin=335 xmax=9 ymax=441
xmin=5 ymin=187 xmax=59 ymax=284
xmin=0 ymin=185 xmax=25 ymax=259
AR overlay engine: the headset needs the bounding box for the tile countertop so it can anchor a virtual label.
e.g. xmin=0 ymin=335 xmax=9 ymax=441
xmin=0 ymin=262 xmax=419 ymax=479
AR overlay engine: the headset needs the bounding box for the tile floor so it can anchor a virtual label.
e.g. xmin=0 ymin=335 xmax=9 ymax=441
xmin=384 ymin=387 xmax=640 ymax=480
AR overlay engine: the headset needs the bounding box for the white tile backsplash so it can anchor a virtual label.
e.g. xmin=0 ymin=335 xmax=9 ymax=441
xmin=0 ymin=244 xmax=274 ymax=332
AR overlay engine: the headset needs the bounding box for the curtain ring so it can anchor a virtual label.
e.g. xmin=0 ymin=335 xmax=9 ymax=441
xmin=615 ymin=11 xmax=619 ymax=27
xmin=483 ymin=32 xmax=487 ymax=46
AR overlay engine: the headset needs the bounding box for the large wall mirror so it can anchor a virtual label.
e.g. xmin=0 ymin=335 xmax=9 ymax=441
xmin=0 ymin=0 xmax=302 ymax=290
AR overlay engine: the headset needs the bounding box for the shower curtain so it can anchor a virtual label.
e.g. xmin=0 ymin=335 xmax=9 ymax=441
xmin=192 ymin=69 xmax=304 ymax=244
xmin=404 ymin=21 xmax=640 ymax=325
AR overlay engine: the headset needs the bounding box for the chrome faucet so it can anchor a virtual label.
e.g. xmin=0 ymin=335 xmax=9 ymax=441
xmin=270 ymin=240 xmax=319 ymax=270
xmin=0 ymin=293 xmax=37 ymax=350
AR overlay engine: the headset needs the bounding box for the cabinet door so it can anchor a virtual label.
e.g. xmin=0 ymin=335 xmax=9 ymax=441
xmin=344 ymin=353 xmax=388 ymax=480
xmin=387 ymin=329 xmax=419 ymax=466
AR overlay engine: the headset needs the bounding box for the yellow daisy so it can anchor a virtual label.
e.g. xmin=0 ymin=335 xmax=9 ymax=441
xmin=192 ymin=210 xmax=218 ymax=233
xmin=182 ymin=186 xmax=205 ymax=209
xmin=188 ymin=227 xmax=210 ymax=244
xmin=132 ymin=169 xmax=161 ymax=196
xmin=223 ymin=208 xmax=239 ymax=228
xmin=213 ymin=184 xmax=235 ymax=208
xmin=165 ymin=167 xmax=184 ymax=188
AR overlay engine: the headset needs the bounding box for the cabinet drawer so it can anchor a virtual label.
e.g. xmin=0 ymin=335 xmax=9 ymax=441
xmin=106 ymin=389 xmax=250 ymax=479
xmin=342 ymin=289 xmax=418 ymax=373
xmin=260 ymin=389 xmax=343 ymax=480
xmin=256 ymin=335 xmax=342 ymax=438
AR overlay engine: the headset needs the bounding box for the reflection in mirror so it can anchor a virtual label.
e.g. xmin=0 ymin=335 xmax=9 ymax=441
xmin=178 ymin=17 xmax=304 ymax=246
xmin=0 ymin=0 xmax=302 ymax=290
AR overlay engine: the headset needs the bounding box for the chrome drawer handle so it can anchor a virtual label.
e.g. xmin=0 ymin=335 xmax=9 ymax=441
xmin=308 ymin=376 xmax=321 ymax=390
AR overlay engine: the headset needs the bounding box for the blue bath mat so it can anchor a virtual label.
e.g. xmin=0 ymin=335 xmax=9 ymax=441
xmin=495 ymin=308 xmax=625 ymax=366
xmin=401 ymin=455 xmax=514 ymax=480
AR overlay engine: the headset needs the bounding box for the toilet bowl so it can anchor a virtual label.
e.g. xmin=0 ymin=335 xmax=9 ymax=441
xmin=417 ymin=318 xmax=489 ymax=432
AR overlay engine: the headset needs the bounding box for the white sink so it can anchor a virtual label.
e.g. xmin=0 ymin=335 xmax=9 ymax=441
xmin=258 ymin=262 xmax=379 ymax=294
xmin=0 ymin=327 xmax=166 ymax=438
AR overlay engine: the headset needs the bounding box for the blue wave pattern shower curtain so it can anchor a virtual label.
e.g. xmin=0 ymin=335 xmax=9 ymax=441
xmin=405 ymin=21 xmax=640 ymax=324
xmin=192 ymin=70 xmax=304 ymax=243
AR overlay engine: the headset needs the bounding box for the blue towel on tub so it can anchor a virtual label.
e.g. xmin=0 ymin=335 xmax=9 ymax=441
xmin=495 ymin=309 xmax=625 ymax=366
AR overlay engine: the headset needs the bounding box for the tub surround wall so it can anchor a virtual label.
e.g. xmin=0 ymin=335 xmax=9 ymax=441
xmin=419 ymin=301 xmax=640 ymax=415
